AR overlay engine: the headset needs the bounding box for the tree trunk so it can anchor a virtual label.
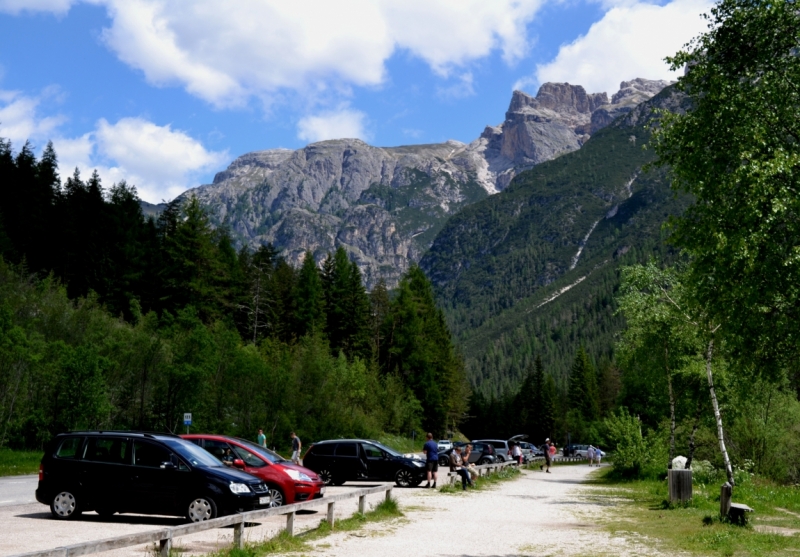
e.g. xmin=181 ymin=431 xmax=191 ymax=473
xmin=705 ymin=337 xmax=734 ymax=485
xmin=666 ymin=345 xmax=676 ymax=468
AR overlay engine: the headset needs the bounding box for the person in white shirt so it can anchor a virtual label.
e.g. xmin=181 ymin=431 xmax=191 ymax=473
xmin=587 ymin=446 xmax=596 ymax=466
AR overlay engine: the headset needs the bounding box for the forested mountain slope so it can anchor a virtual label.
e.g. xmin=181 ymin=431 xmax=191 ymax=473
xmin=421 ymin=87 xmax=692 ymax=396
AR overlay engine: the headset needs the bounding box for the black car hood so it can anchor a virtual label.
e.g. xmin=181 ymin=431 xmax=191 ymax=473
xmin=201 ymin=465 xmax=261 ymax=484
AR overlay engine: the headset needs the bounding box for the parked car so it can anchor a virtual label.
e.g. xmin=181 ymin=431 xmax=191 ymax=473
xmin=471 ymin=439 xmax=512 ymax=461
xmin=36 ymin=431 xmax=271 ymax=522
xmin=563 ymin=444 xmax=589 ymax=457
xmin=516 ymin=441 xmax=541 ymax=461
xmin=182 ymin=434 xmax=325 ymax=507
xmin=437 ymin=442 xmax=496 ymax=467
xmin=437 ymin=439 xmax=453 ymax=452
xmin=302 ymin=439 xmax=427 ymax=487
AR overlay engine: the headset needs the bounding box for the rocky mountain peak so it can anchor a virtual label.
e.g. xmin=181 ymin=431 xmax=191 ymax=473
xmin=185 ymin=78 xmax=672 ymax=288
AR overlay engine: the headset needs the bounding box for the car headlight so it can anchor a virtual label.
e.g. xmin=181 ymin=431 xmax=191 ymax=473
xmin=229 ymin=482 xmax=251 ymax=494
xmin=283 ymin=468 xmax=313 ymax=482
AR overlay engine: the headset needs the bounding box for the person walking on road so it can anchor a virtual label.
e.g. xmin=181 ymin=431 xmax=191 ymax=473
xmin=257 ymin=428 xmax=266 ymax=447
xmin=290 ymin=432 xmax=302 ymax=464
xmin=541 ymin=438 xmax=552 ymax=473
xmin=595 ymin=447 xmax=604 ymax=466
xmin=423 ymin=433 xmax=439 ymax=488
xmin=587 ymin=445 xmax=596 ymax=466
xmin=450 ymin=446 xmax=473 ymax=490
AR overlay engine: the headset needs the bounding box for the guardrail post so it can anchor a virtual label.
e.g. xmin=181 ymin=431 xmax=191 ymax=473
xmin=385 ymin=487 xmax=393 ymax=502
xmin=327 ymin=502 xmax=335 ymax=528
xmin=233 ymin=517 xmax=244 ymax=550
xmin=159 ymin=534 xmax=171 ymax=557
xmin=358 ymin=495 xmax=366 ymax=515
xmin=286 ymin=511 xmax=295 ymax=536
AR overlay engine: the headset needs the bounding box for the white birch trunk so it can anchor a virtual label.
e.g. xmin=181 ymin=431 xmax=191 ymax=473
xmin=705 ymin=337 xmax=734 ymax=485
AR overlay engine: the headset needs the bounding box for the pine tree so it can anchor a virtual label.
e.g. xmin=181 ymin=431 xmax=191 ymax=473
xmin=567 ymin=347 xmax=600 ymax=422
xmin=293 ymin=251 xmax=326 ymax=337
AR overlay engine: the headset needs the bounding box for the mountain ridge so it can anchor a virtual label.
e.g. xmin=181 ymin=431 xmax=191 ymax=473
xmin=185 ymin=78 xmax=671 ymax=288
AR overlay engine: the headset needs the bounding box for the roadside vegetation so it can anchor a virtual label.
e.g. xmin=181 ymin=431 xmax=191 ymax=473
xmin=0 ymin=448 xmax=42 ymax=476
xmin=207 ymin=497 xmax=403 ymax=557
xmin=592 ymin=467 xmax=800 ymax=556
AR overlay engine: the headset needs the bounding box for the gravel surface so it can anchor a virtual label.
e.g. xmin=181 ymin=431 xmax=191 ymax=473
xmin=0 ymin=465 xmax=663 ymax=557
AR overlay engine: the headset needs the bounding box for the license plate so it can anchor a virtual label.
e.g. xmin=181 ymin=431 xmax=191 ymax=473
xmin=320 ymin=486 xmax=326 ymax=494
xmin=259 ymin=496 xmax=269 ymax=505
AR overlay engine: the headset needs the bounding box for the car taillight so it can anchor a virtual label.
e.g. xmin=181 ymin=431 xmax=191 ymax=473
xmin=38 ymin=463 xmax=43 ymax=481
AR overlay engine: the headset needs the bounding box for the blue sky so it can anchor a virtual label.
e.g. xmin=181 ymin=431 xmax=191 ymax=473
xmin=0 ymin=0 xmax=712 ymax=203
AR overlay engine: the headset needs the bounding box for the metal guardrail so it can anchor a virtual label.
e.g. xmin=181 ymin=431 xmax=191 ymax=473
xmin=443 ymin=458 xmax=522 ymax=484
xmin=12 ymin=459 xmax=531 ymax=557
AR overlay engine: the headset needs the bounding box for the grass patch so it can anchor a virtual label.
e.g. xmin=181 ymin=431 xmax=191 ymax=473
xmin=0 ymin=448 xmax=42 ymax=476
xmin=590 ymin=467 xmax=800 ymax=556
xmin=213 ymin=497 xmax=403 ymax=556
xmin=439 ymin=465 xmax=521 ymax=494
xmin=376 ymin=434 xmax=420 ymax=455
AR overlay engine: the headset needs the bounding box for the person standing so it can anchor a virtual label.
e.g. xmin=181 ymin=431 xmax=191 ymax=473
xmin=449 ymin=446 xmax=473 ymax=490
xmin=549 ymin=441 xmax=557 ymax=461
xmin=541 ymin=438 xmax=552 ymax=473
xmin=510 ymin=442 xmax=523 ymax=465
xmin=595 ymin=448 xmax=603 ymax=466
xmin=422 ymin=433 xmax=439 ymax=488
xmin=290 ymin=432 xmax=302 ymax=464
xmin=257 ymin=428 xmax=266 ymax=448
xmin=587 ymin=445 xmax=596 ymax=466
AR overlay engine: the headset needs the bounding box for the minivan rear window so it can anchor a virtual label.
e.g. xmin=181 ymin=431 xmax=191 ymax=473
xmin=310 ymin=443 xmax=336 ymax=456
xmin=55 ymin=437 xmax=83 ymax=459
xmin=335 ymin=443 xmax=358 ymax=456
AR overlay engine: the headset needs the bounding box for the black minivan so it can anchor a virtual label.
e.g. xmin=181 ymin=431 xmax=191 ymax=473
xmin=36 ymin=431 xmax=272 ymax=521
xmin=302 ymin=439 xmax=427 ymax=487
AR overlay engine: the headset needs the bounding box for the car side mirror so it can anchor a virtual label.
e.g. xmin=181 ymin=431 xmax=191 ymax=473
xmin=232 ymin=459 xmax=245 ymax=469
xmin=160 ymin=461 xmax=177 ymax=470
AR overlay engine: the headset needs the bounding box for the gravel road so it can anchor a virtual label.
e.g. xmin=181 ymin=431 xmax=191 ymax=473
xmin=0 ymin=465 xmax=660 ymax=557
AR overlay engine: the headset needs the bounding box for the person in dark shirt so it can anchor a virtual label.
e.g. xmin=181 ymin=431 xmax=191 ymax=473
xmin=290 ymin=432 xmax=302 ymax=464
xmin=422 ymin=432 xmax=439 ymax=488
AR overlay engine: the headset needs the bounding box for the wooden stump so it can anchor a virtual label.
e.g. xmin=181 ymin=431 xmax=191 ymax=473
xmin=720 ymin=482 xmax=732 ymax=519
xmin=668 ymin=469 xmax=693 ymax=503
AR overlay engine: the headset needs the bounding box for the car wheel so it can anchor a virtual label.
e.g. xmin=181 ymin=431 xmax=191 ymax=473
xmin=50 ymin=490 xmax=81 ymax=520
xmin=186 ymin=496 xmax=217 ymax=523
xmin=395 ymin=469 xmax=416 ymax=487
xmin=264 ymin=485 xmax=284 ymax=508
xmin=496 ymin=455 xmax=505 ymax=462
xmin=331 ymin=478 xmax=346 ymax=486
xmin=438 ymin=456 xmax=448 ymax=467
xmin=317 ymin=469 xmax=334 ymax=486
xmin=478 ymin=457 xmax=491 ymax=465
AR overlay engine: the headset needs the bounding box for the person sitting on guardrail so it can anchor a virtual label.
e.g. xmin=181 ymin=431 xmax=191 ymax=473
xmin=450 ymin=446 xmax=473 ymax=490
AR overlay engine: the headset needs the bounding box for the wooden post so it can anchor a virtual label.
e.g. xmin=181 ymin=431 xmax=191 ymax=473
xmin=385 ymin=488 xmax=392 ymax=502
xmin=668 ymin=469 xmax=693 ymax=503
xmin=720 ymin=482 xmax=732 ymax=519
xmin=358 ymin=495 xmax=366 ymax=515
xmin=326 ymin=502 xmax=335 ymax=528
xmin=233 ymin=520 xmax=244 ymax=550
xmin=159 ymin=536 xmax=171 ymax=557
xmin=286 ymin=511 xmax=295 ymax=536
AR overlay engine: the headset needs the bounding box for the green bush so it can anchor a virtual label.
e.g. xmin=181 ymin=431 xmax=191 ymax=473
xmin=604 ymin=408 xmax=667 ymax=479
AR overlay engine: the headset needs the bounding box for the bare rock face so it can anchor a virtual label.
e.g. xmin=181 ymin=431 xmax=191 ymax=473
xmin=185 ymin=79 xmax=671 ymax=288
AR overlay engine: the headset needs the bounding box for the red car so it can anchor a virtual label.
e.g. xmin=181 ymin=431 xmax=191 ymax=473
xmin=181 ymin=434 xmax=325 ymax=507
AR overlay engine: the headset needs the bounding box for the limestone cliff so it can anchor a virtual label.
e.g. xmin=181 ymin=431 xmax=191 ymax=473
xmin=185 ymin=79 xmax=671 ymax=287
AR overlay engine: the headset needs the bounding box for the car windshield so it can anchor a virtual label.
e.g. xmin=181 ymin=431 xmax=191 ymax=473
xmin=162 ymin=439 xmax=223 ymax=468
xmin=234 ymin=438 xmax=287 ymax=463
xmin=369 ymin=441 xmax=401 ymax=458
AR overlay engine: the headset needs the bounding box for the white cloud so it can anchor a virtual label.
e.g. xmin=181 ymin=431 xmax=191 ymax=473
xmin=436 ymin=72 xmax=476 ymax=100
xmin=0 ymin=0 xmax=75 ymax=14
xmin=87 ymin=0 xmax=543 ymax=107
xmin=530 ymin=0 xmax=713 ymax=95
xmin=0 ymin=89 xmax=66 ymax=146
xmin=0 ymin=91 xmax=226 ymax=203
xmin=297 ymin=107 xmax=369 ymax=143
